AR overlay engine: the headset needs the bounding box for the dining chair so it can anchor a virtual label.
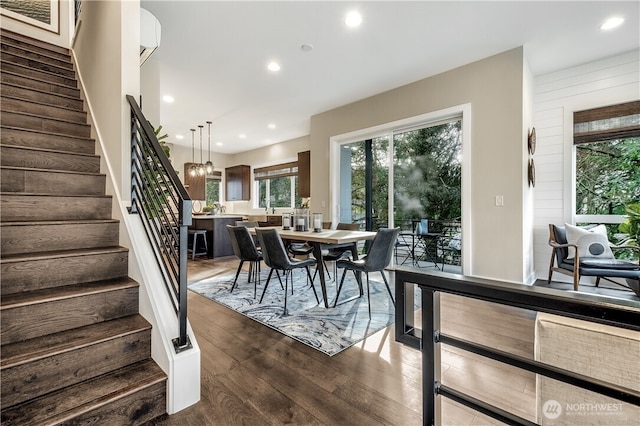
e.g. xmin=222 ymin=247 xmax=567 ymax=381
xmin=235 ymin=220 xmax=260 ymax=247
xmin=321 ymin=222 xmax=361 ymax=279
xmin=334 ymin=227 xmax=400 ymax=318
xmin=255 ymin=228 xmax=320 ymax=315
xmin=227 ymin=225 xmax=263 ymax=298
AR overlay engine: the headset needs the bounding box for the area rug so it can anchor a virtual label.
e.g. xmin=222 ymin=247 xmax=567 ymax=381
xmin=189 ymin=268 xmax=400 ymax=356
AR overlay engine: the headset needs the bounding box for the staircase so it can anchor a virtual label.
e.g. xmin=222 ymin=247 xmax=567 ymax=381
xmin=0 ymin=29 xmax=167 ymax=424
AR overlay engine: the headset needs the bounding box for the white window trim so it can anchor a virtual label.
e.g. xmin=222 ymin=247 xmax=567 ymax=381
xmin=567 ymin=108 xmax=633 ymax=226
xmin=253 ymin=157 xmax=299 ymax=209
xmin=255 ymin=177 xmax=298 ymax=210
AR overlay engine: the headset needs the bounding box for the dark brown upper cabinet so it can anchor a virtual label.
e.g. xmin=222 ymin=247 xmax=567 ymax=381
xmin=183 ymin=162 xmax=205 ymax=200
xmin=298 ymin=150 xmax=310 ymax=198
xmin=225 ymin=165 xmax=251 ymax=201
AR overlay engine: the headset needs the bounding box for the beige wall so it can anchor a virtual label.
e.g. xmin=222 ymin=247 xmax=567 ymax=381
xmin=170 ymin=134 xmax=309 ymax=214
xmin=310 ymin=47 xmax=529 ymax=283
xmin=73 ymin=0 xmax=140 ymax=201
xmin=225 ymin=135 xmax=310 ymax=214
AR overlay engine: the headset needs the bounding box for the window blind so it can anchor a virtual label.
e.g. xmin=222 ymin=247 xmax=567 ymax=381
xmin=253 ymin=161 xmax=298 ymax=180
xmin=207 ymin=171 xmax=222 ymax=180
xmin=573 ymin=100 xmax=640 ymax=145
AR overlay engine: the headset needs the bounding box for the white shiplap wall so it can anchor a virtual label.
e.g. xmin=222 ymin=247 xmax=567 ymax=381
xmin=533 ymin=50 xmax=640 ymax=282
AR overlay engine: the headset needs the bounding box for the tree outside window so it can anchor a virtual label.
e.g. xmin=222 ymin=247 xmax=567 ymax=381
xmin=573 ymin=101 xmax=640 ymax=258
xmin=257 ymin=176 xmax=301 ymax=209
xmin=575 ymin=137 xmax=640 ymax=216
xmin=205 ymin=177 xmax=220 ymax=206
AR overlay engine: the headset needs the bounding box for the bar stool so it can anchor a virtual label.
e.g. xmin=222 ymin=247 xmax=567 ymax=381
xmin=188 ymin=229 xmax=208 ymax=260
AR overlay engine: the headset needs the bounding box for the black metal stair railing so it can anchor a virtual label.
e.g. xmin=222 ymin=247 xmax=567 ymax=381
xmin=395 ymin=267 xmax=640 ymax=425
xmin=127 ymin=94 xmax=193 ymax=352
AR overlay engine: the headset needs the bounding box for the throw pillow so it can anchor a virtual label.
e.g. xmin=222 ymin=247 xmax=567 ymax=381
xmin=564 ymin=223 xmax=614 ymax=260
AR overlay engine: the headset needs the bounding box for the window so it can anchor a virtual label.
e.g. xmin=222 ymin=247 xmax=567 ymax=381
xmin=574 ymin=101 xmax=640 ymax=220
xmin=205 ymin=171 xmax=222 ymax=206
xmin=254 ymin=162 xmax=302 ymax=209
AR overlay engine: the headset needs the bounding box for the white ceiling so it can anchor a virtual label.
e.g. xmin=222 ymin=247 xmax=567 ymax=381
xmin=140 ymin=1 xmax=639 ymax=154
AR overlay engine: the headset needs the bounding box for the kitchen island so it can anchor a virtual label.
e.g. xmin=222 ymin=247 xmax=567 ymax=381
xmin=191 ymin=215 xmax=244 ymax=258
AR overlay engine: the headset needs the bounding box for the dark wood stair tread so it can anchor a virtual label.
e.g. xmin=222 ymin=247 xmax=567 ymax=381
xmin=1 ymin=83 xmax=84 ymax=108
xmin=0 ymin=314 xmax=150 ymax=368
xmin=0 ymin=50 xmax=75 ymax=75
xmin=0 ymin=108 xmax=89 ymax=126
xmin=0 ymin=142 xmax=99 ymax=155
xmin=1 ymin=29 xmax=71 ymax=56
xmin=0 ymin=246 xmax=128 ymax=264
xmin=1 ymin=165 xmax=104 ymax=177
xmin=0 ymin=359 xmax=165 ymax=426
xmin=0 ymin=125 xmax=94 ymax=143
xmin=0 ymin=192 xmax=111 ymax=199
xmin=0 ymin=277 xmax=139 ymax=312
xmin=0 ymin=42 xmax=73 ymax=68
xmin=1 ymin=69 xmax=80 ymax=95
xmin=1 ymin=218 xmax=119 ymax=227
xmin=0 ymin=60 xmax=77 ymax=88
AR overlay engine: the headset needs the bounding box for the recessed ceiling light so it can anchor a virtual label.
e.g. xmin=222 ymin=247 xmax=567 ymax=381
xmin=238 ymin=133 xmax=247 ymax=139
xmin=267 ymin=61 xmax=281 ymax=72
xmin=600 ymin=16 xmax=624 ymax=30
xmin=216 ymin=142 xmax=223 ymax=146
xmin=300 ymin=43 xmax=313 ymax=52
xmin=267 ymin=123 xmax=276 ymax=130
xmin=175 ymin=134 xmax=184 ymax=140
xmin=345 ymin=11 xmax=362 ymax=27
xmin=162 ymin=95 xmax=174 ymax=103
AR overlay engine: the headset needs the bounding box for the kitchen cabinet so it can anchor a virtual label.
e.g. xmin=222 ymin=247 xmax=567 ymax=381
xmin=225 ymin=165 xmax=250 ymax=201
xmin=258 ymin=215 xmax=283 ymax=227
xmin=298 ymin=150 xmax=310 ymax=198
xmin=191 ymin=215 xmax=243 ymax=258
xmin=183 ymin=163 xmax=205 ymax=200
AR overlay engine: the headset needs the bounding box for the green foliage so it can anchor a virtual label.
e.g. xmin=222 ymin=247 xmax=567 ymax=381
xmin=148 ymin=121 xmax=170 ymax=159
xmin=618 ymin=203 xmax=640 ymax=247
xmin=345 ymin=121 xmax=462 ymax=230
xmin=393 ymin=121 xmax=462 ymax=225
xmin=205 ymin=179 xmax=220 ymax=206
xmin=576 ymin=137 xmax=640 ymax=215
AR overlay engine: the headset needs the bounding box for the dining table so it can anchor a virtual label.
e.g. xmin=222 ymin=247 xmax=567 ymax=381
xmin=250 ymin=227 xmax=377 ymax=308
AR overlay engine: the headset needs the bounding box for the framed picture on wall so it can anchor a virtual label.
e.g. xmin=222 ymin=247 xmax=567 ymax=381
xmin=1 ymin=0 xmax=59 ymax=34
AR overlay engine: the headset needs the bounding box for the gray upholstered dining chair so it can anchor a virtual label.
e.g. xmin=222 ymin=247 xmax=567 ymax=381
xmin=255 ymin=228 xmax=320 ymax=315
xmin=235 ymin=220 xmax=260 ymax=247
xmin=334 ymin=227 xmax=400 ymax=318
xmin=227 ymin=225 xmax=263 ymax=298
xmin=321 ymin=222 xmax=361 ymax=280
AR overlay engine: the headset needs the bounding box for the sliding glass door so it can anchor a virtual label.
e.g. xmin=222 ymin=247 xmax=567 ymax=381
xmin=336 ymin=116 xmax=462 ymax=268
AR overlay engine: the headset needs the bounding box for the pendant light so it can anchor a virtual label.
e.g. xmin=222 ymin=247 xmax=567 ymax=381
xmin=205 ymin=121 xmax=214 ymax=174
xmin=197 ymin=125 xmax=206 ymax=176
xmin=189 ymin=128 xmax=198 ymax=177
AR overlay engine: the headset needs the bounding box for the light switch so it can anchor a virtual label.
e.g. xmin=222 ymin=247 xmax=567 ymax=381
xmin=495 ymin=195 xmax=504 ymax=207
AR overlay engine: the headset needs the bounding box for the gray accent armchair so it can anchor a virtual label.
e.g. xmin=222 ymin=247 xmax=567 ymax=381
xmin=547 ymin=224 xmax=640 ymax=296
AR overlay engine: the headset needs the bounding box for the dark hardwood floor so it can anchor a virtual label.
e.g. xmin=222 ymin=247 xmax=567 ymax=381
xmin=150 ymin=256 xmax=541 ymax=425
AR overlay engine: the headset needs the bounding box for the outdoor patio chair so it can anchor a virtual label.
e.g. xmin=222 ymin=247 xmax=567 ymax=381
xmin=547 ymin=224 xmax=640 ymax=295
